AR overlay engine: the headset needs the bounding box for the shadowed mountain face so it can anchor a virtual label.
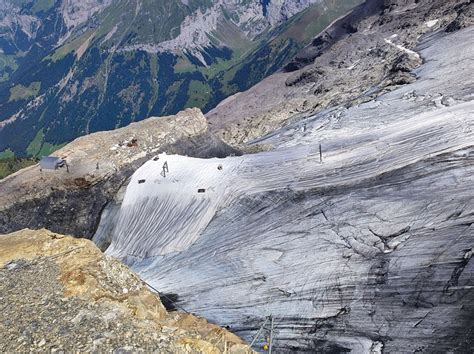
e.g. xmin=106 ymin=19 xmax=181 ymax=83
xmin=0 ymin=0 xmax=362 ymax=157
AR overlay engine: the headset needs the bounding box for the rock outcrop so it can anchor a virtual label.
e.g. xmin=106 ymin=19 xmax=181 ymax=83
xmin=0 ymin=108 xmax=238 ymax=238
xmin=0 ymin=228 xmax=252 ymax=353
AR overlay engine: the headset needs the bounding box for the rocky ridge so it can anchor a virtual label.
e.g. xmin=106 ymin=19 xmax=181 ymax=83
xmin=0 ymin=228 xmax=252 ymax=353
xmin=207 ymin=0 xmax=473 ymax=146
xmin=1 ymin=0 xmax=323 ymax=53
xmin=118 ymin=0 xmax=326 ymax=57
xmin=0 ymin=108 xmax=238 ymax=238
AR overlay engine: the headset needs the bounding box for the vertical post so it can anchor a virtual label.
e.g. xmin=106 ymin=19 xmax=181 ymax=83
xmin=319 ymin=143 xmax=322 ymax=163
xmin=162 ymin=162 xmax=168 ymax=178
xmin=66 ymin=161 xmax=69 ymax=173
xmin=250 ymin=317 xmax=269 ymax=347
xmin=269 ymin=315 xmax=274 ymax=354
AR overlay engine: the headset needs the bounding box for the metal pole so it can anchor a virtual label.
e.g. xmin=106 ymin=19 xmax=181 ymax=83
xmin=269 ymin=315 xmax=274 ymax=354
xmin=250 ymin=316 xmax=269 ymax=347
xmin=319 ymin=143 xmax=322 ymax=163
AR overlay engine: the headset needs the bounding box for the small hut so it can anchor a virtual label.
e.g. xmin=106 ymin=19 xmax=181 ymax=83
xmin=40 ymin=156 xmax=65 ymax=170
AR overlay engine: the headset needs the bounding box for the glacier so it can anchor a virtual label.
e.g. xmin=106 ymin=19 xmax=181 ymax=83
xmin=99 ymin=27 xmax=474 ymax=351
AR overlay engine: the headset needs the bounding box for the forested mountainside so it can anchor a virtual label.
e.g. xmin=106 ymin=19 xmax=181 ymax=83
xmin=0 ymin=0 xmax=361 ymax=157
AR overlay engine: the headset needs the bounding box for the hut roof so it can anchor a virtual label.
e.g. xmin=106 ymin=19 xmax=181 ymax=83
xmin=40 ymin=156 xmax=64 ymax=170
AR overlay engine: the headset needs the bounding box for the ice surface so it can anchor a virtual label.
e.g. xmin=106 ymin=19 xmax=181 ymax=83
xmin=102 ymin=28 xmax=474 ymax=351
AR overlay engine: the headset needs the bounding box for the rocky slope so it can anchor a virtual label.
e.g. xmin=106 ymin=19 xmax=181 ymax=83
xmin=0 ymin=228 xmax=252 ymax=353
xmin=0 ymin=108 xmax=238 ymax=238
xmin=0 ymin=0 xmax=362 ymax=157
xmin=96 ymin=0 xmax=474 ymax=352
xmin=207 ymin=0 xmax=473 ymax=146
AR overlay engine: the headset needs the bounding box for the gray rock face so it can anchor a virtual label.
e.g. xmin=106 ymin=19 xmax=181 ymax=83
xmin=0 ymin=0 xmax=112 ymax=44
xmin=115 ymin=0 xmax=326 ymax=59
xmin=102 ymin=24 xmax=474 ymax=353
xmin=0 ymin=0 xmax=324 ymax=54
xmin=0 ymin=2 xmax=39 ymax=38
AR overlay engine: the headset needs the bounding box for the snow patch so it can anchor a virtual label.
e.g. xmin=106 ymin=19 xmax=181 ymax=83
xmin=384 ymin=38 xmax=421 ymax=59
xmin=425 ymin=19 xmax=439 ymax=28
xmin=347 ymin=60 xmax=360 ymax=70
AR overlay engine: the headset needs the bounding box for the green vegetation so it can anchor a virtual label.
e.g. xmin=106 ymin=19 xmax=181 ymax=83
xmin=31 ymin=0 xmax=55 ymax=14
xmin=0 ymin=152 xmax=38 ymax=179
xmin=0 ymin=54 xmax=18 ymax=81
xmin=281 ymin=0 xmax=363 ymax=43
xmin=9 ymin=82 xmax=41 ymax=102
xmin=0 ymin=149 xmax=15 ymax=159
xmin=174 ymin=56 xmax=196 ymax=74
xmin=38 ymin=142 xmax=66 ymax=157
xmin=45 ymin=30 xmax=94 ymax=62
xmin=93 ymin=1 xmax=129 ymax=44
xmin=26 ymin=129 xmax=45 ymax=156
xmin=185 ymin=80 xmax=212 ymax=109
xmin=26 ymin=129 xmax=65 ymax=157
xmin=147 ymin=54 xmax=160 ymax=114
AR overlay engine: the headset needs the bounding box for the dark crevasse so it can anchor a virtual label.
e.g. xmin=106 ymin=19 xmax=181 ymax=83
xmin=260 ymin=0 xmax=271 ymax=17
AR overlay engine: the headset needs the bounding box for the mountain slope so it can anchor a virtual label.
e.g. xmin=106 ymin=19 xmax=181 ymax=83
xmin=0 ymin=0 xmax=362 ymax=157
xmin=207 ymin=0 xmax=473 ymax=145
xmin=1 ymin=0 xmax=473 ymax=352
